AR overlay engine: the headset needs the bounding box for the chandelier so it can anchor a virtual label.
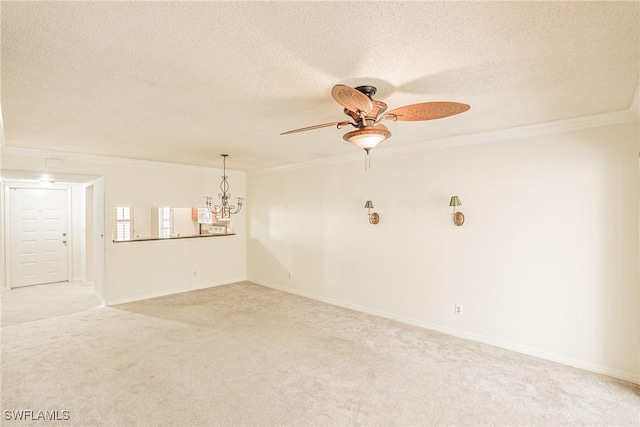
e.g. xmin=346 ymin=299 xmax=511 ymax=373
xmin=205 ymin=154 xmax=243 ymax=220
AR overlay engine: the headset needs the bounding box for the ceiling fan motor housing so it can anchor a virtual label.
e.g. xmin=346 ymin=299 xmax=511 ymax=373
xmin=355 ymin=85 xmax=377 ymax=98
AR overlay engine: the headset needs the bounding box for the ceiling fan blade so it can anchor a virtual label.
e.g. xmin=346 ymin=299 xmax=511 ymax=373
xmin=280 ymin=120 xmax=352 ymax=135
xmin=384 ymin=102 xmax=470 ymax=122
xmin=331 ymin=84 xmax=373 ymax=114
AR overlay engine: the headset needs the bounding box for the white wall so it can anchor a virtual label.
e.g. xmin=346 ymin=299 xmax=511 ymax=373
xmin=85 ymin=183 xmax=95 ymax=286
xmin=70 ymin=184 xmax=85 ymax=282
xmin=1 ymin=153 xmax=247 ymax=304
xmin=172 ymin=207 xmax=199 ymax=237
xmin=0 ymin=178 xmax=6 ymax=291
xmin=247 ymin=121 xmax=640 ymax=384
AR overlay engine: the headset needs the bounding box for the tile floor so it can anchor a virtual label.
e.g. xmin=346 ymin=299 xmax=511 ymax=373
xmin=1 ymin=281 xmax=102 ymax=327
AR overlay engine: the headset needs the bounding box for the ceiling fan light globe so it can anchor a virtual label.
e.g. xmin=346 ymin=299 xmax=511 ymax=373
xmin=343 ymin=126 xmax=391 ymax=151
xmin=349 ymin=134 xmax=385 ymax=150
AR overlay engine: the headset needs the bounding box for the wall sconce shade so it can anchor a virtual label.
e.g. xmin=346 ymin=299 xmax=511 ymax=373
xmin=364 ymin=200 xmax=380 ymax=225
xmin=449 ymin=196 xmax=464 ymax=226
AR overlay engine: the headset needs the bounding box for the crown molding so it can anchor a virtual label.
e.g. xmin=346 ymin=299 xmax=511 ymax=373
xmin=248 ymin=107 xmax=638 ymax=177
xmin=246 ymin=151 xmax=364 ymax=176
xmin=0 ymin=146 xmax=244 ymax=176
xmin=378 ymin=107 xmax=638 ymax=161
xmin=2 ymin=107 xmax=636 ymax=178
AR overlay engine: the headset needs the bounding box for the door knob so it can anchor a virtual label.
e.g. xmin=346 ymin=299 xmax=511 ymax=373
xmin=62 ymin=240 xmax=67 ymax=245
xmin=62 ymin=233 xmax=67 ymax=237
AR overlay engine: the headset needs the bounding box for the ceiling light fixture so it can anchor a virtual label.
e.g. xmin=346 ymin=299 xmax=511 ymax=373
xmin=343 ymin=124 xmax=391 ymax=170
xmin=281 ymin=84 xmax=470 ymax=171
xmin=205 ymin=154 xmax=243 ymax=220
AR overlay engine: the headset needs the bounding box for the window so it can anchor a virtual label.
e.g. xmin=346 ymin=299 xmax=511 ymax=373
xmin=159 ymin=207 xmax=172 ymax=238
xmin=115 ymin=207 xmax=131 ymax=241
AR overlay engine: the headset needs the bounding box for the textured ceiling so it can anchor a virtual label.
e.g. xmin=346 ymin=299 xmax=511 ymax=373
xmin=2 ymin=2 xmax=639 ymax=171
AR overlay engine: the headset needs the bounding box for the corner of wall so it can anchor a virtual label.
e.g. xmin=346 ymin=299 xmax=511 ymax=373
xmin=631 ymin=81 xmax=639 ymax=118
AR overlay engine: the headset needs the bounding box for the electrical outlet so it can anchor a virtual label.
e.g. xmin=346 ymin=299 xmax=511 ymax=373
xmin=288 ymin=272 xmax=292 ymax=279
xmin=455 ymin=304 xmax=462 ymax=315
xmin=193 ymin=271 xmax=197 ymax=276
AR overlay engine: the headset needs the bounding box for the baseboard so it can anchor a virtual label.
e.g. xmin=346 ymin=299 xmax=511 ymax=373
xmin=106 ymin=277 xmax=246 ymax=306
xmin=250 ymin=278 xmax=640 ymax=386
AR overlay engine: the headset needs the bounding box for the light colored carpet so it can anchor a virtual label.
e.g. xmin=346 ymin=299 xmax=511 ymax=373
xmin=1 ymin=281 xmax=101 ymax=327
xmin=1 ymin=281 xmax=638 ymax=426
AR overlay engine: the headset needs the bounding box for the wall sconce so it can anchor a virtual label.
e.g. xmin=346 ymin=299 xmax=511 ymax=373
xmin=364 ymin=200 xmax=380 ymax=224
xmin=449 ymin=196 xmax=464 ymax=226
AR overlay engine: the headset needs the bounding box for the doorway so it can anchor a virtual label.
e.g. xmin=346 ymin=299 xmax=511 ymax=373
xmin=1 ymin=173 xmax=105 ymax=326
xmin=9 ymin=187 xmax=70 ymax=288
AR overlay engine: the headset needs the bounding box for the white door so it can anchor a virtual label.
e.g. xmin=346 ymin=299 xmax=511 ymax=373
xmin=10 ymin=188 xmax=70 ymax=288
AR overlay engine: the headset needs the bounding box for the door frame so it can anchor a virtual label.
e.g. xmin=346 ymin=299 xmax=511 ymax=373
xmin=4 ymin=182 xmax=73 ymax=290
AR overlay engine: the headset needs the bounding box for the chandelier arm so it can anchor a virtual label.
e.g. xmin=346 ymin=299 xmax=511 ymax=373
xmin=205 ymin=154 xmax=243 ymax=219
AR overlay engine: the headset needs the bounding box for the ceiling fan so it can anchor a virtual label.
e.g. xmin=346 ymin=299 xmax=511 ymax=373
xmin=281 ymin=84 xmax=470 ymax=168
